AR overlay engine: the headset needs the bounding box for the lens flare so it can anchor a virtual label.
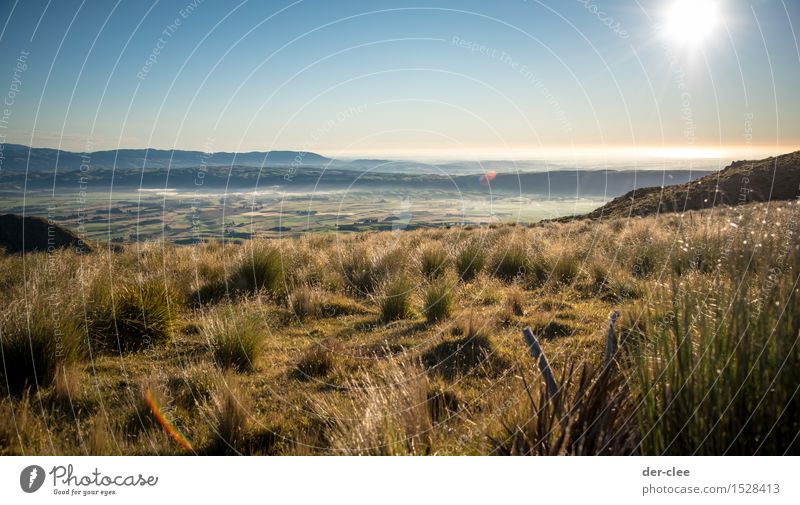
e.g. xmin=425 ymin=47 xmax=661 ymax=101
xmin=144 ymin=389 xmax=193 ymax=451
xmin=479 ymin=170 xmax=497 ymax=186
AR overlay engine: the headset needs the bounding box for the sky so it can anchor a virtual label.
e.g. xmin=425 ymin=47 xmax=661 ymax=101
xmin=0 ymin=0 xmax=798 ymax=159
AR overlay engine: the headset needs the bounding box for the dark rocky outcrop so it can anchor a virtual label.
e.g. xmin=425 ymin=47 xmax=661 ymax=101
xmin=0 ymin=214 xmax=91 ymax=254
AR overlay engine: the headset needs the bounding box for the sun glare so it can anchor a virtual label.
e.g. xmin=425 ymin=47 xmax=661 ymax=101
xmin=663 ymin=0 xmax=720 ymax=49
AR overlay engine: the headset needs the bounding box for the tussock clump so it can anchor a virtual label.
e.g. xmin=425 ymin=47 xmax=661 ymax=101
xmin=422 ymin=276 xmax=455 ymax=323
xmin=530 ymin=319 xmax=575 ymax=340
xmin=419 ymin=244 xmax=448 ymax=279
xmin=374 ymin=246 xmax=410 ymax=280
xmin=550 ymin=252 xmax=581 ymax=285
xmin=318 ymin=293 xmax=367 ymax=317
xmin=464 ymin=273 xmax=503 ymax=305
xmin=491 ymin=360 xmax=636 ymax=455
xmin=449 ymin=313 xmax=492 ymax=339
xmin=622 ymin=248 xmax=800 ymax=455
xmin=0 ymin=301 xmax=83 ymax=395
xmin=0 ymin=392 xmax=53 ymax=455
xmin=190 ymin=278 xmax=229 ymax=307
xmin=294 ymin=339 xmax=339 ymax=380
xmin=498 ymin=287 xmax=526 ymax=326
xmin=631 ymin=247 xmax=657 ymax=278
xmin=489 ymin=241 xmax=530 ymax=282
xmin=506 ymin=287 xmax=526 ymax=316
xmin=538 ymin=299 xmax=572 ymax=312
xmin=49 ymin=364 xmax=84 ymax=412
xmin=456 ymin=240 xmax=486 ymax=281
xmin=288 ymin=285 xmax=321 ymax=319
xmin=86 ymin=416 xmax=116 ymax=456
xmin=318 ymin=359 xmax=433 ymax=455
xmin=168 ymin=363 xmax=219 ymax=411
xmin=340 ymin=244 xmax=380 ymax=295
xmin=599 ymin=275 xmax=642 ymax=302
xmin=204 ymin=307 xmax=265 ymax=372
xmin=522 ymin=251 xmax=550 ymax=288
xmin=422 ymin=329 xmax=507 ymax=380
xmin=379 ymin=276 xmax=415 ymax=322
xmin=426 ymin=382 xmax=460 ymax=424
xmin=233 ymin=244 xmax=286 ymax=298
xmin=90 ymin=281 xmax=177 ymax=353
xmin=204 ymin=377 xmax=250 ymax=455
xmin=588 ymin=262 xmax=610 ymax=292
xmin=181 ymin=322 xmax=203 ymax=335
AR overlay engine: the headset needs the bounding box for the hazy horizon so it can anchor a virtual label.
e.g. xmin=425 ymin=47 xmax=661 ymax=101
xmin=5 ymin=141 xmax=796 ymax=162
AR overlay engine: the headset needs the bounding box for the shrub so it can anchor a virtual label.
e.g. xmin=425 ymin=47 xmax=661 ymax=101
xmin=204 ymin=309 xmax=264 ymax=372
xmin=419 ymin=244 xmax=448 ymax=279
xmin=456 ymin=240 xmax=486 ymax=281
xmin=90 ymin=282 xmax=176 ymax=353
xmin=379 ymin=276 xmax=415 ymax=322
xmin=234 ymin=245 xmax=286 ymax=298
xmin=0 ymin=302 xmax=83 ymax=395
xmin=422 ymin=276 xmax=455 ymax=323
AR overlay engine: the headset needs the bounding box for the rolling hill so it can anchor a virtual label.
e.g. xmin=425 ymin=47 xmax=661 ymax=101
xmin=571 ymin=150 xmax=800 ymax=220
xmin=0 ymin=143 xmax=331 ymax=171
xmin=0 ymin=213 xmax=90 ymax=254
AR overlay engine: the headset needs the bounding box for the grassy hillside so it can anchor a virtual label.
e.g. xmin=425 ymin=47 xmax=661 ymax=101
xmin=575 ymin=150 xmax=800 ymax=220
xmin=1 ymin=200 xmax=798 ymax=455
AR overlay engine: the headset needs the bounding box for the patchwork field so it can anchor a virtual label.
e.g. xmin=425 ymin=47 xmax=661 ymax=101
xmin=2 ymin=188 xmax=604 ymax=244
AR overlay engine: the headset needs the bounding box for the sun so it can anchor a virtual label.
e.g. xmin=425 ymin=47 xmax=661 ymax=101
xmin=662 ymin=0 xmax=720 ymax=49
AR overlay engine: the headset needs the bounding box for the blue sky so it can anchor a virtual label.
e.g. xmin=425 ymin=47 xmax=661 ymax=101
xmin=0 ymin=0 xmax=797 ymax=158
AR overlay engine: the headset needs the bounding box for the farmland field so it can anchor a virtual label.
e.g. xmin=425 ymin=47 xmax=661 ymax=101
xmin=2 ymin=188 xmax=605 ymax=243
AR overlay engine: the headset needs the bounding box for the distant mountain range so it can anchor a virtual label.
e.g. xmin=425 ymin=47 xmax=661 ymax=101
xmin=0 ymin=143 xmax=717 ymax=198
xmin=0 ymin=143 xmax=331 ymax=171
